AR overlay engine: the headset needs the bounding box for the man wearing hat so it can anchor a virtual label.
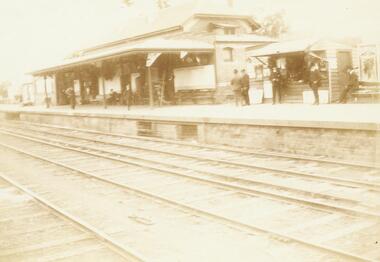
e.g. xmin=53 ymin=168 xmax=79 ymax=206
xmin=339 ymin=66 xmax=359 ymax=103
xmin=270 ymin=67 xmax=282 ymax=104
xmin=230 ymin=69 xmax=242 ymax=106
xmin=309 ymin=63 xmax=322 ymax=105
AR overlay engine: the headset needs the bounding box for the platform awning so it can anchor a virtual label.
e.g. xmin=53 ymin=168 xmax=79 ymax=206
xmin=31 ymin=38 xmax=214 ymax=75
xmin=248 ymin=39 xmax=353 ymax=58
xmin=248 ymin=39 xmax=319 ymax=57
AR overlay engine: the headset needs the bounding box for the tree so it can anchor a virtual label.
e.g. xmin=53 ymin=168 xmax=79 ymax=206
xmin=258 ymin=12 xmax=288 ymax=38
xmin=156 ymin=0 xmax=170 ymax=9
xmin=122 ymin=0 xmax=170 ymax=9
xmin=0 ymin=81 xmax=10 ymax=99
xmin=123 ymin=0 xmax=134 ymax=6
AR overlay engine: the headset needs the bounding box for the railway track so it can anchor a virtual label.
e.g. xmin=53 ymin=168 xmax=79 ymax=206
xmin=3 ymin=121 xmax=380 ymax=189
xmin=0 ymin=139 xmax=352 ymax=262
xmin=0 ymin=121 xmax=379 ymax=261
xmin=0 ymin=174 xmax=143 ymax=262
xmin=1 ymin=122 xmax=379 ymax=218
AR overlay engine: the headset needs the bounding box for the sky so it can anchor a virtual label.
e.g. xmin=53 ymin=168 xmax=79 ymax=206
xmin=0 ymin=0 xmax=379 ymax=87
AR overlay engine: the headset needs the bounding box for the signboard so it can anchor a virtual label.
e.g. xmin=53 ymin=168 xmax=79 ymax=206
xmin=263 ymin=80 xmax=273 ymax=98
xmin=359 ymin=45 xmax=378 ymax=82
xmin=130 ymin=73 xmax=140 ymax=93
xmin=146 ymin=53 xmax=161 ymax=67
xmin=276 ymin=57 xmax=286 ymax=69
xmin=249 ymin=89 xmax=263 ymax=104
xmin=174 ymin=65 xmax=216 ymax=91
xmin=180 ymin=51 xmax=188 ymax=59
xmin=73 ymin=80 xmax=80 ymax=94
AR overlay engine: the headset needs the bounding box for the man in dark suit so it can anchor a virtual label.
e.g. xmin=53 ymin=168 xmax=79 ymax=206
xmin=230 ymin=69 xmax=242 ymax=106
xmin=309 ymin=63 xmax=322 ymax=105
xmin=339 ymin=66 xmax=359 ymax=103
xmin=270 ymin=67 xmax=282 ymax=104
xmin=241 ymin=69 xmax=250 ymax=106
xmin=64 ymin=87 xmax=76 ymax=109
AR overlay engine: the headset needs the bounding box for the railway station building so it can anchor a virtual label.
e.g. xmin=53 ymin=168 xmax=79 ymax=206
xmin=30 ymin=2 xmax=275 ymax=107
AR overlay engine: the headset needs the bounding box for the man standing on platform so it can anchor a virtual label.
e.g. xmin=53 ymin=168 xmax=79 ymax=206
xmin=270 ymin=67 xmax=281 ymax=104
xmin=339 ymin=66 xmax=359 ymax=103
xmin=309 ymin=63 xmax=322 ymax=105
xmin=241 ymin=69 xmax=250 ymax=106
xmin=230 ymin=69 xmax=242 ymax=106
xmin=125 ymin=83 xmax=133 ymax=110
xmin=65 ymin=87 xmax=76 ymax=110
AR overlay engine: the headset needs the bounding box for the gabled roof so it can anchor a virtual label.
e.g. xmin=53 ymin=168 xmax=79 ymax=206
xmin=77 ymin=1 xmax=260 ymax=55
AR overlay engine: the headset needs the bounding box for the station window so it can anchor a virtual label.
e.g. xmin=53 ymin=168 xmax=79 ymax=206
xmin=223 ymin=47 xmax=234 ymax=62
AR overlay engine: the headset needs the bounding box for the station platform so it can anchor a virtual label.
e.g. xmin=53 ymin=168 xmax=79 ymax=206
xmin=0 ymin=103 xmax=379 ymax=125
xmin=0 ymin=103 xmax=379 ymax=166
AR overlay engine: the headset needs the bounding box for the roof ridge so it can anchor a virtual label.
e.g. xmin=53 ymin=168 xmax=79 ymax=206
xmin=68 ymin=1 xmax=260 ymax=58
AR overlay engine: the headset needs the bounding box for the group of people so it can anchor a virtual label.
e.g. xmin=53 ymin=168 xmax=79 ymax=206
xmin=64 ymin=84 xmax=134 ymax=110
xmin=230 ymin=67 xmax=285 ymax=106
xmin=108 ymin=87 xmax=133 ymax=108
xmin=230 ymin=69 xmax=250 ymax=106
xmin=231 ymin=63 xmax=359 ymax=106
xmin=308 ymin=63 xmax=359 ymax=105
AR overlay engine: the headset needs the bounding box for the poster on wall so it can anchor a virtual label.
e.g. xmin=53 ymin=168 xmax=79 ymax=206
xmin=73 ymin=80 xmax=80 ymax=94
xmin=146 ymin=53 xmax=161 ymax=67
xmin=359 ymin=46 xmax=378 ymax=82
xmin=276 ymin=57 xmax=286 ymax=69
xmin=130 ymin=73 xmax=140 ymax=93
xmin=249 ymin=89 xmax=263 ymax=104
xmin=180 ymin=51 xmax=188 ymax=59
xmin=263 ymin=80 xmax=273 ymax=98
xmin=174 ymin=65 xmax=216 ymax=91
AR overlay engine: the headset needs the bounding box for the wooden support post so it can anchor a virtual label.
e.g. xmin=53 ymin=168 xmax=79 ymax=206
xmin=119 ymin=63 xmax=124 ymax=106
xmin=43 ymin=75 xmax=50 ymax=108
xmin=52 ymin=74 xmax=57 ymax=105
xmin=102 ymin=76 xmax=107 ymax=109
xmin=32 ymin=78 xmax=37 ymax=105
xmin=147 ymin=66 xmax=153 ymax=108
xmin=328 ymin=62 xmax=333 ymax=103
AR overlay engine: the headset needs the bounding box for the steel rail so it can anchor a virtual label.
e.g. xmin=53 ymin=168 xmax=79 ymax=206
xmin=0 ymin=129 xmax=379 ymax=221
xmin=3 ymin=122 xmax=379 ymax=192
xmin=11 ymin=120 xmax=378 ymax=169
xmin=0 ymin=140 xmax=374 ymax=262
xmin=0 ymin=173 xmax=146 ymax=262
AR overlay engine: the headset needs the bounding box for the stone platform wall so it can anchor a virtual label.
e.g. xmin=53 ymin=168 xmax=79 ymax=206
xmin=5 ymin=110 xmax=379 ymax=166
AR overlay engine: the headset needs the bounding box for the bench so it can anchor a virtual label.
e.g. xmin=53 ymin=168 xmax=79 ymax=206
xmin=351 ymin=85 xmax=380 ymax=103
xmin=175 ymin=89 xmax=216 ymax=105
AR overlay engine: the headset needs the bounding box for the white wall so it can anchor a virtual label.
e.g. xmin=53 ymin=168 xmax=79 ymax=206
xmin=24 ymin=76 xmax=56 ymax=105
xmin=98 ymin=69 xmax=121 ymax=95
